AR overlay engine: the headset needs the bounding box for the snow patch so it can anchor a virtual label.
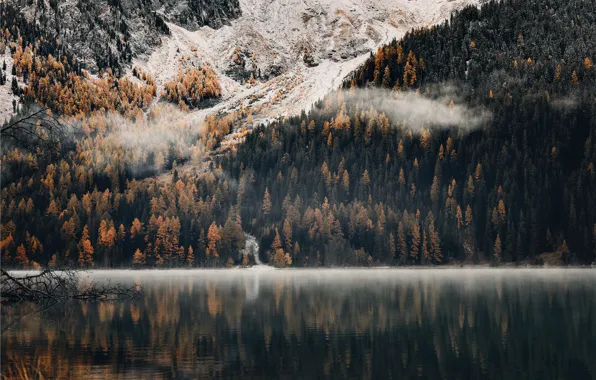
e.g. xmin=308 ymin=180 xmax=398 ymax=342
xmin=132 ymin=0 xmax=479 ymax=122
xmin=0 ymin=47 xmax=21 ymax=125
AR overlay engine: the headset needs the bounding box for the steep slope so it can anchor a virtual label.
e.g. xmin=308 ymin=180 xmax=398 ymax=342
xmin=0 ymin=0 xmax=241 ymax=73
xmin=2 ymin=0 xmax=595 ymax=268
xmin=218 ymin=0 xmax=596 ymax=266
xmin=0 ymin=48 xmax=21 ymax=124
xmin=133 ymin=0 xmax=481 ymax=120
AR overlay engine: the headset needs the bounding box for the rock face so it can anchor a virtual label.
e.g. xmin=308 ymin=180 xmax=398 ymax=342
xmin=130 ymin=0 xmax=481 ymax=119
xmin=152 ymin=0 xmax=242 ymax=29
xmin=1 ymin=0 xmax=241 ymax=72
xmin=157 ymin=0 xmax=482 ymax=82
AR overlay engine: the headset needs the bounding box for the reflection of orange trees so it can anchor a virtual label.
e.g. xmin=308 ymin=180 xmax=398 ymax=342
xmin=206 ymin=282 xmax=223 ymax=317
xmin=2 ymin=351 xmax=57 ymax=380
xmin=3 ymin=276 xmax=596 ymax=378
xmin=162 ymin=67 xmax=222 ymax=110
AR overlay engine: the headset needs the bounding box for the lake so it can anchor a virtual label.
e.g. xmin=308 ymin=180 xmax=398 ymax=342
xmin=2 ymin=268 xmax=595 ymax=379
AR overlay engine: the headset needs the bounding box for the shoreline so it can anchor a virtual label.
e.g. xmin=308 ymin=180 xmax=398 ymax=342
xmin=5 ymin=265 xmax=595 ymax=274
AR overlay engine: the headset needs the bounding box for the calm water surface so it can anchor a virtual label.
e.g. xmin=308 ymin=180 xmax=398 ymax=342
xmin=2 ymin=268 xmax=596 ymax=379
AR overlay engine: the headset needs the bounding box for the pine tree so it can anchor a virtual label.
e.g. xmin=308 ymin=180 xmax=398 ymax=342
xmin=11 ymin=77 xmax=19 ymax=94
xmin=262 ymin=188 xmax=272 ymax=216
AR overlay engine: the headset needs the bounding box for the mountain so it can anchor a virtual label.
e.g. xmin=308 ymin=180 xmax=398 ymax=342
xmin=133 ymin=0 xmax=481 ymax=118
xmin=1 ymin=0 xmax=594 ymax=268
xmin=222 ymin=0 xmax=596 ymax=266
xmin=0 ymin=0 xmax=476 ymax=124
xmin=0 ymin=0 xmax=241 ymax=72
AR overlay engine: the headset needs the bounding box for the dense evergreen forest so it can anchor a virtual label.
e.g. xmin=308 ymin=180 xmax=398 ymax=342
xmin=1 ymin=0 xmax=596 ymax=268
xmin=226 ymin=0 xmax=596 ymax=266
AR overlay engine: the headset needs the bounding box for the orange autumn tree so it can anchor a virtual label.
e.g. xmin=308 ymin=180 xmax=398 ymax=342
xmin=271 ymin=229 xmax=292 ymax=268
xmin=78 ymin=225 xmax=94 ymax=267
xmin=162 ymin=67 xmax=222 ymax=109
xmin=207 ymin=222 xmax=222 ymax=262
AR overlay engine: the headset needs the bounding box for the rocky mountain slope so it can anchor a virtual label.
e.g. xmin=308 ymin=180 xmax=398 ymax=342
xmin=1 ymin=0 xmax=241 ymax=72
xmin=132 ymin=0 xmax=481 ymax=124
xmin=0 ymin=0 xmax=478 ymax=124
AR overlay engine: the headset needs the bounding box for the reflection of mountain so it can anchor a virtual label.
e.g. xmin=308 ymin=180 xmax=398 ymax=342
xmin=2 ymin=270 xmax=596 ymax=379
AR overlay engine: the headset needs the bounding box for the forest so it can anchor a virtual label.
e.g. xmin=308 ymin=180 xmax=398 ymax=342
xmin=1 ymin=0 xmax=596 ymax=268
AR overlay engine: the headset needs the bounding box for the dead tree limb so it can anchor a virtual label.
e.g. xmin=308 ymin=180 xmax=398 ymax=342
xmin=0 ymin=269 xmax=141 ymax=305
xmin=0 ymin=106 xmax=67 ymax=157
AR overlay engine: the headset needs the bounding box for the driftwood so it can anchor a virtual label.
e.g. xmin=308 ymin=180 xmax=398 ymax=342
xmin=0 ymin=269 xmax=141 ymax=304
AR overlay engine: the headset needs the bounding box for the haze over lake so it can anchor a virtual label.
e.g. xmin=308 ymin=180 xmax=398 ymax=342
xmin=2 ymin=268 xmax=596 ymax=379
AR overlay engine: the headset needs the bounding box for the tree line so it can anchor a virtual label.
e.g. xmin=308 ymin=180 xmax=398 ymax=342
xmin=2 ymin=0 xmax=595 ymax=267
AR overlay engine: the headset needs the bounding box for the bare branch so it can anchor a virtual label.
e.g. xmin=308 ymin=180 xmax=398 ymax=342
xmin=1 ymin=106 xmax=68 ymax=157
xmin=0 ymin=269 xmax=141 ymax=306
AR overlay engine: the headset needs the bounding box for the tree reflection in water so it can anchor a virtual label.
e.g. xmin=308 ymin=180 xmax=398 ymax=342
xmin=2 ymin=269 xmax=595 ymax=379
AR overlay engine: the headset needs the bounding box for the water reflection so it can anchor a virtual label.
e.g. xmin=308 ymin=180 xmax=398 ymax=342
xmin=2 ymin=269 xmax=596 ymax=379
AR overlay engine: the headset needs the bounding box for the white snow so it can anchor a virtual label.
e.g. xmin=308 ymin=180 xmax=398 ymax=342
xmin=1 ymin=0 xmax=479 ymax=128
xmin=0 ymin=47 xmax=21 ymax=125
xmin=134 ymin=0 xmax=480 ymax=121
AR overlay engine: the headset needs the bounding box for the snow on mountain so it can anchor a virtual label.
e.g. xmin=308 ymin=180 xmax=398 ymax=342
xmin=134 ymin=0 xmax=480 ymax=121
xmin=0 ymin=48 xmax=21 ymax=125
xmin=3 ymin=0 xmax=240 ymax=73
xmin=1 ymin=0 xmax=479 ymax=125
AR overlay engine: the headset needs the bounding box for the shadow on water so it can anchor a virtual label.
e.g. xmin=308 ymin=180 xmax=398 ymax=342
xmin=2 ymin=269 xmax=596 ymax=379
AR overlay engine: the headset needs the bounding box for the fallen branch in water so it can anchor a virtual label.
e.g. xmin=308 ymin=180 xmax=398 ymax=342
xmin=0 ymin=269 xmax=141 ymax=304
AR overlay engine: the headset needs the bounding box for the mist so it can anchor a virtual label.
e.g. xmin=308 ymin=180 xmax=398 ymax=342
xmin=84 ymin=103 xmax=206 ymax=176
xmin=342 ymin=87 xmax=492 ymax=132
xmin=550 ymin=95 xmax=579 ymax=110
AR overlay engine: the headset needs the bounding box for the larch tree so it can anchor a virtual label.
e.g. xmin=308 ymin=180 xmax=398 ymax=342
xmin=15 ymin=244 xmax=29 ymax=267
xmin=187 ymin=246 xmax=195 ymax=267
xmin=397 ymin=221 xmax=408 ymax=263
xmin=283 ymin=219 xmax=293 ymax=252
xmin=132 ymin=248 xmax=146 ymax=266
xmin=207 ymin=222 xmax=221 ymax=259
xmin=410 ymin=221 xmax=420 ymax=262
xmin=78 ymin=225 xmax=94 ymax=267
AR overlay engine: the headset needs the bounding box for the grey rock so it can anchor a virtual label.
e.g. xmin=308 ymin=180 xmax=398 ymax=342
xmin=3 ymin=0 xmax=241 ymax=72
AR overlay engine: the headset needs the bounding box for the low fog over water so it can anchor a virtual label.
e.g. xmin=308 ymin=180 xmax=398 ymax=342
xmin=81 ymin=267 xmax=596 ymax=285
xmin=3 ymin=268 xmax=595 ymax=379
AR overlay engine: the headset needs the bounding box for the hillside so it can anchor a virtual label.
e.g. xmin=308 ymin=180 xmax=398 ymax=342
xmin=223 ymin=0 xmax=596 ymax=266
xmin=1 ymin=0 xmax=595 ymax=268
